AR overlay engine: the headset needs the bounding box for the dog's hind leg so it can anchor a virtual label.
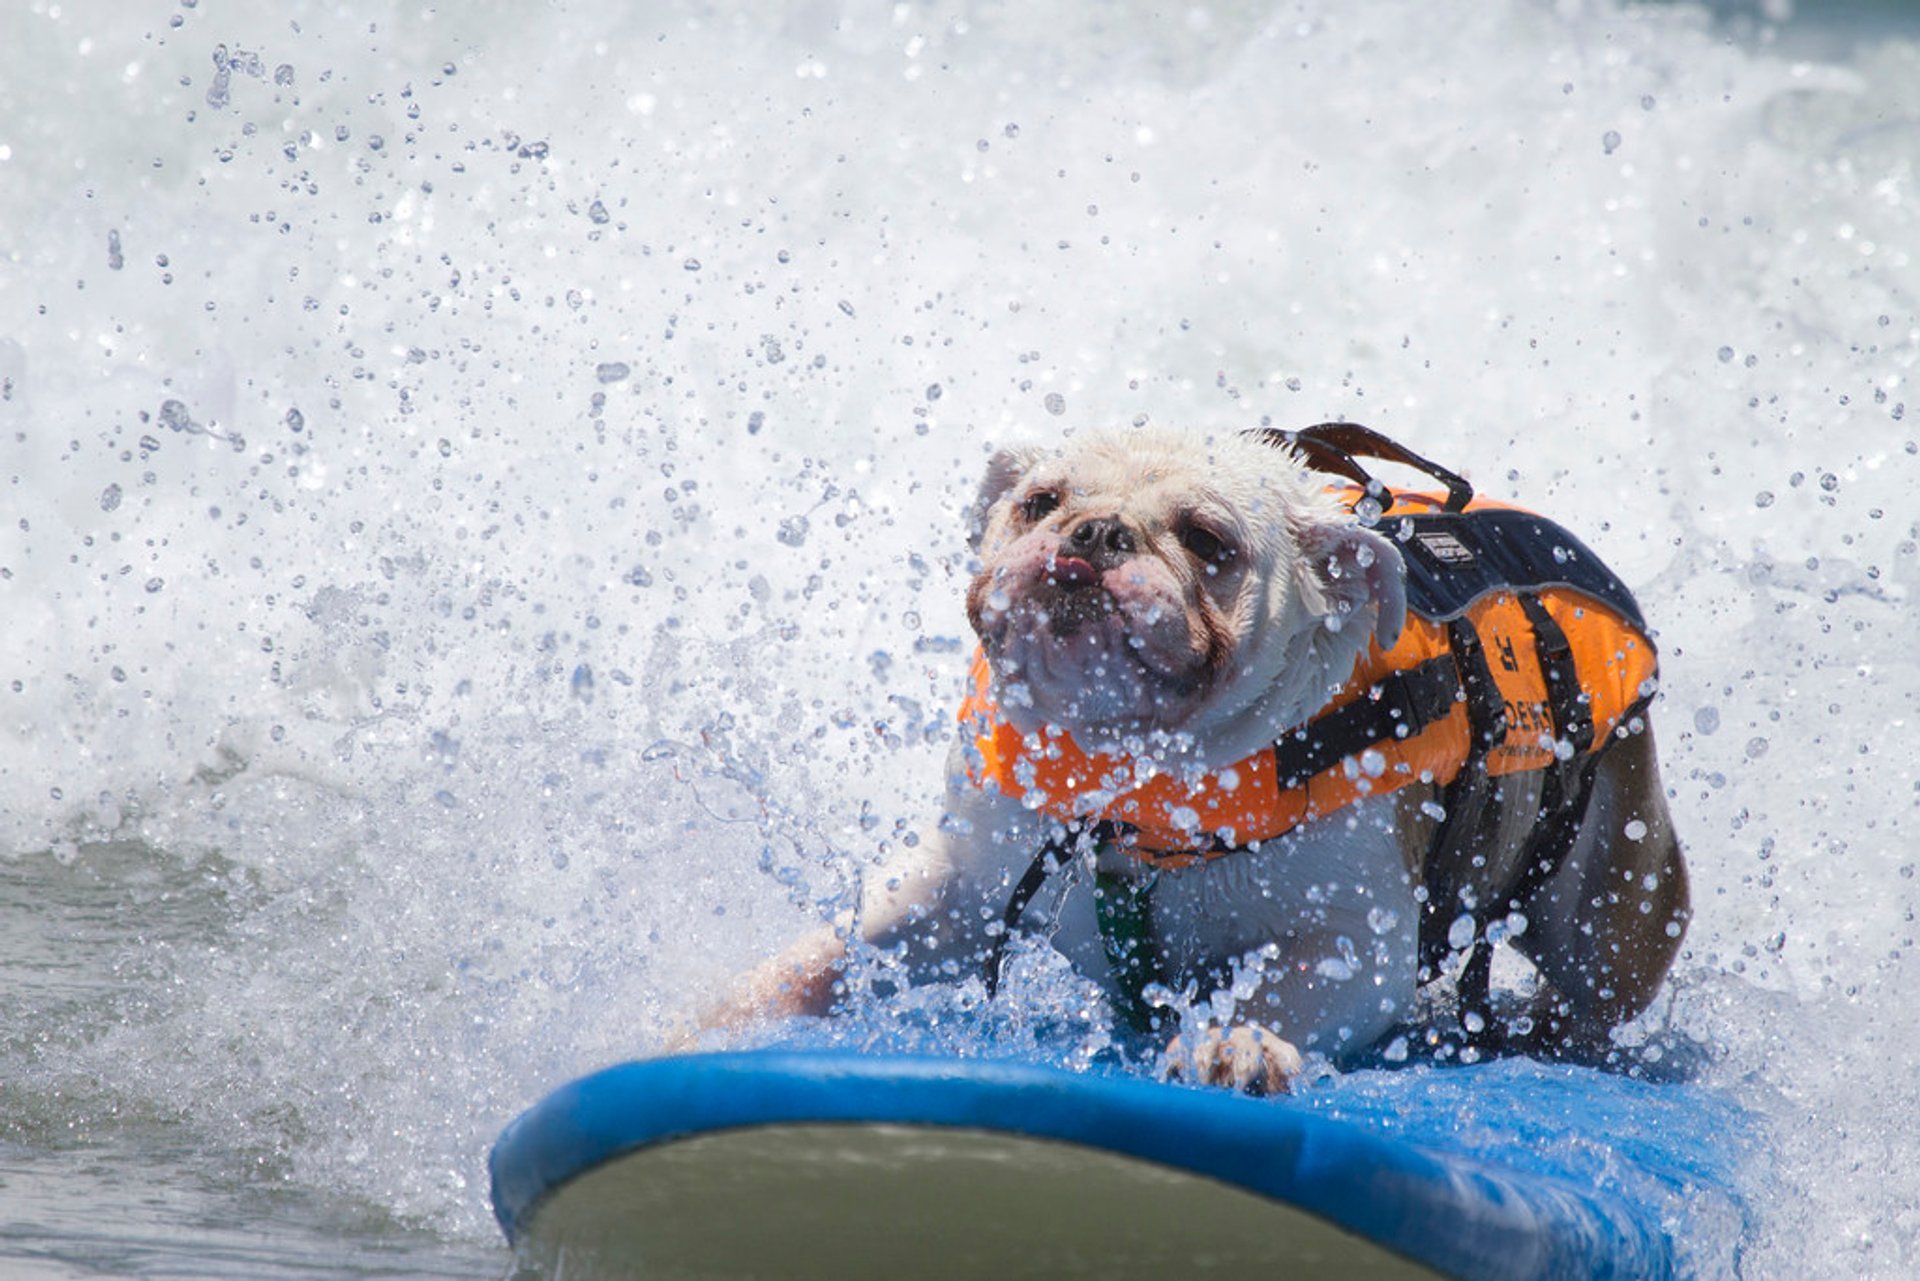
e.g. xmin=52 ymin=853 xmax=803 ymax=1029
xmin=1509 ymin=727 xmax=1690 ymax=1052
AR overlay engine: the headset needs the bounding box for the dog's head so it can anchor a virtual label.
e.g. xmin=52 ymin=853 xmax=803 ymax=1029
xmin=965 ymin=427 xmax=1406 ymax=758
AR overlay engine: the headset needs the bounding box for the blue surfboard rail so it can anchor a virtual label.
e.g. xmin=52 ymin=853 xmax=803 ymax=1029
xmin=490 ymin=1050 xmax=1688 ymax=1281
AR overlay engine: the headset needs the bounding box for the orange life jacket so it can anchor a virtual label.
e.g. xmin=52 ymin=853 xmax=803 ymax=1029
xmin=958 ymin=488 xmax=1658 ymax=869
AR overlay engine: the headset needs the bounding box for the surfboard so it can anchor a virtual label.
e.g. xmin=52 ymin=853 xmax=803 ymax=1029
xmin=489 ymin=1049 xmax=1750 ymax=1280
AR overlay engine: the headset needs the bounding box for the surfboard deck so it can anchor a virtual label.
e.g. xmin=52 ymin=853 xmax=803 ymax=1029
xmin=490 ymin=1050 xmax=1747 ymax=1280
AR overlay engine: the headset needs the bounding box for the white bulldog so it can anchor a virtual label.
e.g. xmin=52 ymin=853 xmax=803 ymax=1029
xmin=705 ymin=426 xmax=1688 ymax=1093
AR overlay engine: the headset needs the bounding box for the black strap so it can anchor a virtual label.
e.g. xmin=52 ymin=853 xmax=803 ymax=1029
xmin=1271 ymin=655 xmax=1462 ymax=789
xmin=1516 ymin=592 xmax=1594 ymax=756
xmin=1417 ymin=617 xmax=1508 ymax=988
xmin=983 ymin=821 xmax=1173 ymax=1036
xmin=983 ymin=820 xmax=1112 ymax=998
xmin=1447 ymin=615 xmax=1510 ymax=761
xmin=1482 ymin=593 xmax=1606 ymax=955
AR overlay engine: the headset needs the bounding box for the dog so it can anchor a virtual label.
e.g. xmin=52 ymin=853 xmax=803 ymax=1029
xmin=706 ymin=424 xmax=1689 ymax=1094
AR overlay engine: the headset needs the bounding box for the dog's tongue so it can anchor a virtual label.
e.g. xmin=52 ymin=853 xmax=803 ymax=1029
xmin=1048 ymin=555 xmax=1099 ymax=587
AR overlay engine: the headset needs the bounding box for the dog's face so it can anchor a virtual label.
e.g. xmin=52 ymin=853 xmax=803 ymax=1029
xmin=966 ymin=427 xmax=1407 ymax=753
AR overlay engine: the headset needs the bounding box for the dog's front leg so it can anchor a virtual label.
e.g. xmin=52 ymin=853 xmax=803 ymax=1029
xmin=675 ymin=827 xmax=964 ymax=1045
xmin=1512 ymin=728 xmax=1690 ymax=1050
xmin=680 ymin=748 xmax=1047 ymax=1044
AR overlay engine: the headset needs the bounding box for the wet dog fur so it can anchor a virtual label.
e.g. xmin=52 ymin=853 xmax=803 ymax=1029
xmin=706 ymin=427 xmax=1689 ymax=1093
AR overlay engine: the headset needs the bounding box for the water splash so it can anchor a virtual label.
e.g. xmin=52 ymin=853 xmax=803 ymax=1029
xmin=0 ymin=1 xmax=1916 ymax=1276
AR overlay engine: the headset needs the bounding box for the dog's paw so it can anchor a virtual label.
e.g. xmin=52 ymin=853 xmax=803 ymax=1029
xmin=1163 ymin=1024 xmax=1304 ymax=1096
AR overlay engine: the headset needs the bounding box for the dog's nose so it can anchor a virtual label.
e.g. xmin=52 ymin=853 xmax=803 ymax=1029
xmin=1066 ymin=516 xmax=1137 ymax=569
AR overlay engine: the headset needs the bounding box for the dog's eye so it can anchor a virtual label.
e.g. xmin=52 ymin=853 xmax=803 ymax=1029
xmin=1180 ymin=524 xmax=1236 ymax=568
xmin=1020 ymin=490 xmax=1061 ymax=522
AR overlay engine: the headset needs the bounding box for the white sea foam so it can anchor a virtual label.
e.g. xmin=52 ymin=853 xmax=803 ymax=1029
xmin=2 ymin=0 xmax=1916 ymax=1273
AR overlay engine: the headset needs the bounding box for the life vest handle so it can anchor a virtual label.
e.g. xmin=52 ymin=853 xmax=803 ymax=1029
xmin=1246 ymin=422 xmax=1475 ymax=516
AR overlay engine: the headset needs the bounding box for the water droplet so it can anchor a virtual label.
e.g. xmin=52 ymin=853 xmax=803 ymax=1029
xmin=99 ymin=483 xmax=122 ymax=513
xmin=1601 ymin=129 xmax=1622 ymax=155
xmin=158 ymin=399 xmax=194 ymax=432
xmin=1717 ymin=345 xmax=1735 ymax=363
xmin=106 ymin=230 xmax=124 ymax=271
xmin=595 ymin=361 xmax=631 ymax=384
xmin=1486 ymin=911 xmax=1527 ymax=946
xmin=1753 ymin=490 xmax=1773 ymax=508
xmin=682 ymin=257 xmax=702 ymax=272
xmin=1447 ymin=913 xmax=1476 ymax=951
xmin=1624 ymin=819 xmax=1649 ymax=841
xmin=587 ymin=199 xmax=610 ymax=225
xmin=1693 ymin=706 xmax=1720 ymax=735
xmin=1745 ymin=736 xmax=1770 ymax=760
xmin=777 ymin=515 xmax=810 ymax=547
xmin=1043 ymin=392 xmax=1066 ymax=415
xmin=144 ymin=577 xmax=165 ymax=594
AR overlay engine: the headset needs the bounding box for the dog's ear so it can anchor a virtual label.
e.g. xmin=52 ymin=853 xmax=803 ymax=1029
xmin=1294 ymin=520 xmax=1407 ymax=651
xmin=967 ymin=446 xmax=1047 ymax=552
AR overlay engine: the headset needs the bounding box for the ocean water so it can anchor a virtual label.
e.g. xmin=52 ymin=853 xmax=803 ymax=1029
xmin=2 ymin=0 xmax=1915 ymax=1277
